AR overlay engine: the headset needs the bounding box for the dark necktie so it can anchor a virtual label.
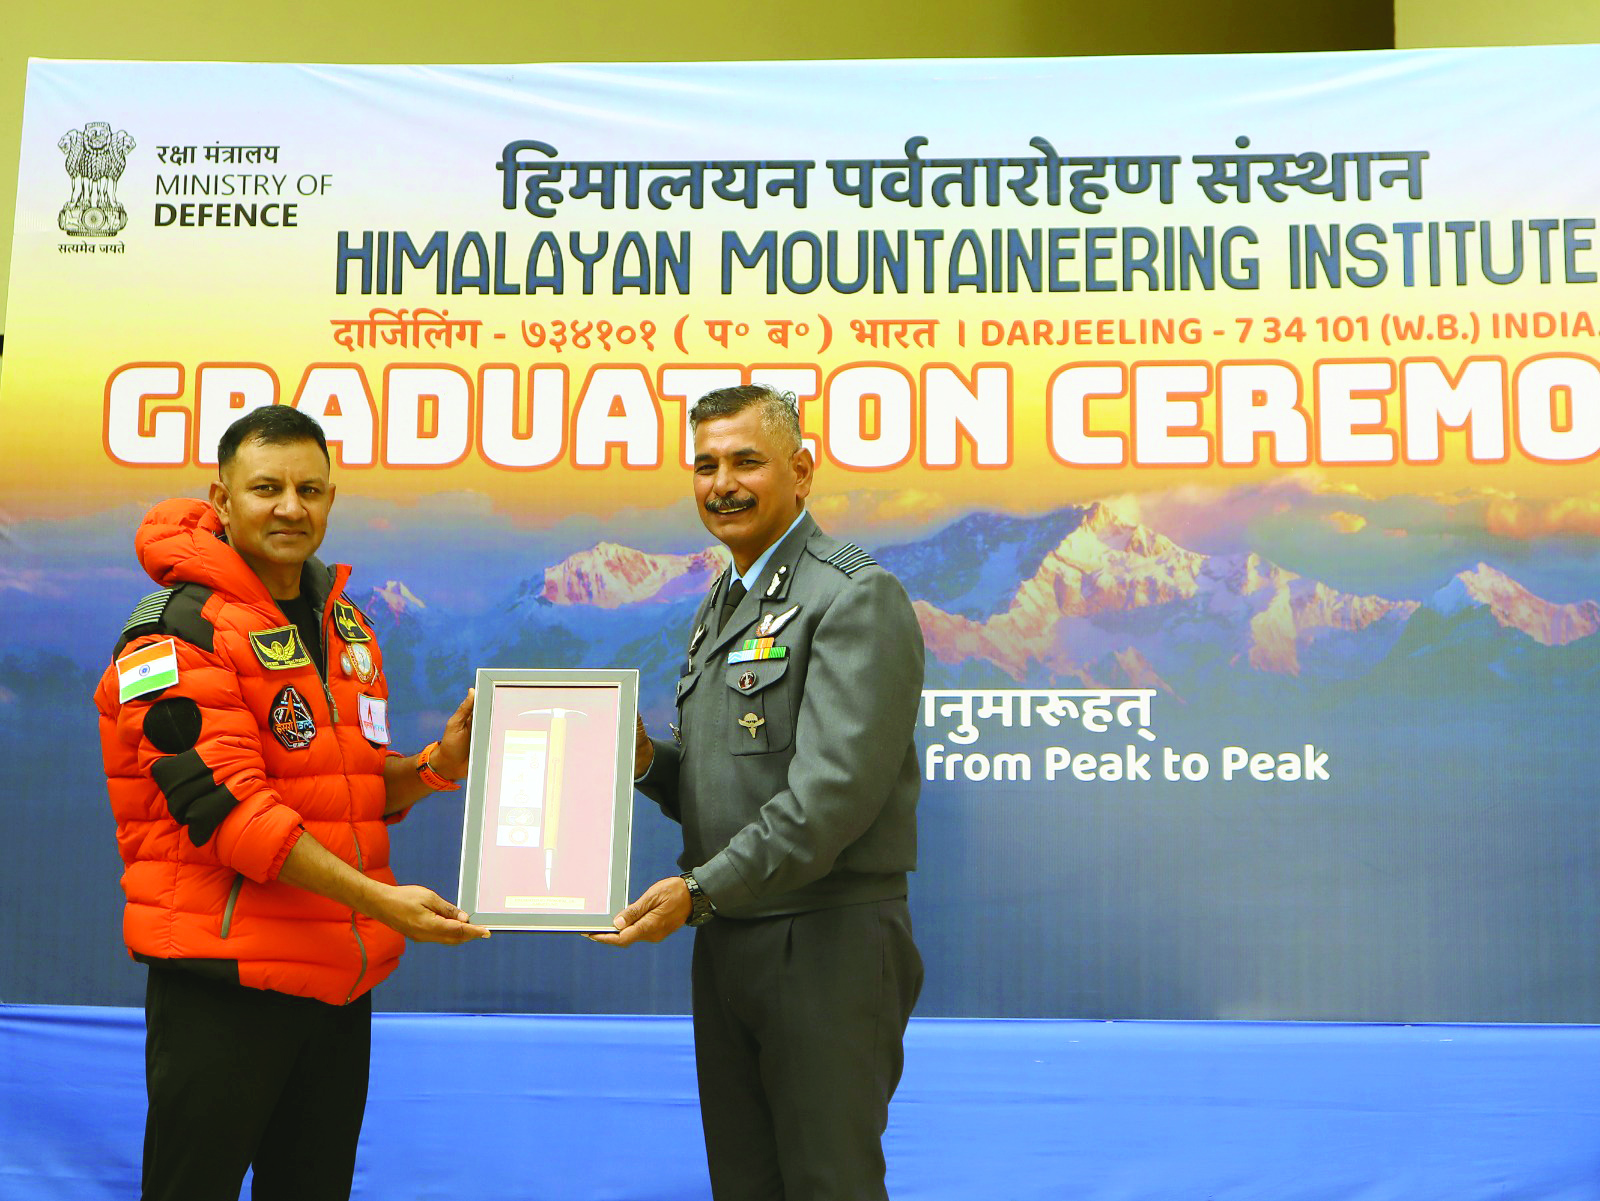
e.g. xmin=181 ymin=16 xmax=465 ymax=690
xmin=719 ymin=579 xmax=747 ymax=633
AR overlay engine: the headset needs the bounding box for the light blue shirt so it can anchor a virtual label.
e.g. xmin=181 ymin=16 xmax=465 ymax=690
xmin=733 ymin=510 xmax=809 ymax=592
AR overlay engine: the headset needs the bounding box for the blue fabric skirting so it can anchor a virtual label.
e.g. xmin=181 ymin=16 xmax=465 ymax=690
xmin=3 ymin=1005 xmax=1598 ymax=1200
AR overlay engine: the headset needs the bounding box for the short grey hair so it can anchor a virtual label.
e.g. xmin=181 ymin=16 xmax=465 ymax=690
xmin=689 ymin=384 xmax=802 ymax=456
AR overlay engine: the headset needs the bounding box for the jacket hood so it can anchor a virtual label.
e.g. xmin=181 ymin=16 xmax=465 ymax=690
xmin=134 ymin=498 xmax=270 ymax=601
xmin=134 ymin=497 xmax=344 ymax=607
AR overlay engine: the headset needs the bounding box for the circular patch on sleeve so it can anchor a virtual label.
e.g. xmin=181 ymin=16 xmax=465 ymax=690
xmin=142 ymin=697 xmax=203 ymax=754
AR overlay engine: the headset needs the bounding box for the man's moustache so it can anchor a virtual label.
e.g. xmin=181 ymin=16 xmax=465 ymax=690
xmin=705 ymin=497 xmax=755 ymax=515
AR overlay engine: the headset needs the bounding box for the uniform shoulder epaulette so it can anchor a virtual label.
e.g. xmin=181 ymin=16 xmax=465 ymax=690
xmin=114 ymin=584 xmax=216 ymax=658
xmin=820 ymin=542 xmax=878 ymax=578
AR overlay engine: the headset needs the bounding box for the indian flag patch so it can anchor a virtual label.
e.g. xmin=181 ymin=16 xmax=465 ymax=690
xmin=117 ymin=638 xmax=180 ymax=702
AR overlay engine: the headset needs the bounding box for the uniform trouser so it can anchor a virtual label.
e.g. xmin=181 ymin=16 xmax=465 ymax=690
xmin=141 ymin=965 xmax=372 ymax=1201
xmin=691 ymin=898 xmax=924 ymax=1201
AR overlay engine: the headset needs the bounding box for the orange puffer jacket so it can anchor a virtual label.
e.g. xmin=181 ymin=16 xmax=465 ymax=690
xmin=95 ymin=498 xmax=405 ymax=1005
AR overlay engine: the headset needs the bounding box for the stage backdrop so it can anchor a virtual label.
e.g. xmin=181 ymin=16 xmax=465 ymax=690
xmin=3 ymin=49 xmax=1597 ymax=1021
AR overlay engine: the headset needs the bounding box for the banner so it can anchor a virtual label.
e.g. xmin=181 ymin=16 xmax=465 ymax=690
xmin=5 ymin=50 xmax=1598 ymax=1020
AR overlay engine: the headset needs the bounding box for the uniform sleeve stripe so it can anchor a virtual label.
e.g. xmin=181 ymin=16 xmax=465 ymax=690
xmin=826 ymin=544 xmax=878 ymax=575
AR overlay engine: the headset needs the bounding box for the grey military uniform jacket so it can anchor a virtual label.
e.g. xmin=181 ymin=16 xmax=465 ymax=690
xmin=637 ymin=513 xmax=924 ymax=919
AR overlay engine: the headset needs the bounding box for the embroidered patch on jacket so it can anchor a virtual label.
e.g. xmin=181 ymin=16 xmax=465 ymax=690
xmin=249 ymin=625 xmax=313 ymax=670
xmin=357 ymin=693 xmax=390 ymax=745
xmin=825 ymin=544 xmax=877 ymax=576
xmin=333 ymin=600 xmax=371 ymax=643
xmin=269 ymin=685 xmax=317 ymax=750
xmin=116 ymin=638 xmax=179 ymax=702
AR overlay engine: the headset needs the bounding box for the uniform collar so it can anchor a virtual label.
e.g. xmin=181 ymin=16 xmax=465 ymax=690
xmin=705 ymin=512 xmax=816 ymax=655
xmin=730 ymin=509 xmax=809 ymax=592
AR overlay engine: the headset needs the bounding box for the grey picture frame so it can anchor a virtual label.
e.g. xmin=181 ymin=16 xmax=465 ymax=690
xmin=456 ymin=667 xmax=638 ymax=931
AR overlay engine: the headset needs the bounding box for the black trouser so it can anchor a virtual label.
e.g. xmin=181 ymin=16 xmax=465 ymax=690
xmin=141 ymin=965 xmax=372 ymax=1201
xmin=691 ymin=898 xmax=924 ymax=1201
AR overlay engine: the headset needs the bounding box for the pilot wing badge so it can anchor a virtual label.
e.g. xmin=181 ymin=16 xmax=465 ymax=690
xmin=249 ymin=625 xmax=312 ymax=670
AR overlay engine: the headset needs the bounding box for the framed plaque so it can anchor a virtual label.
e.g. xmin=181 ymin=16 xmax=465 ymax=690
xmin=457 ymin=667 xmax=637 ymax=931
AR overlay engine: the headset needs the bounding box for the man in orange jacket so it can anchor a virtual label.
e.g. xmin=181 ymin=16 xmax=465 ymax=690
xmin=95 ymin=405 xmax=489 ymax=1201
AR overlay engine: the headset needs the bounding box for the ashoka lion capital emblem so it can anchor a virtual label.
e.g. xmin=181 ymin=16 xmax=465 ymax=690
xmin=58 ymin=121 xmax=136 ymax=237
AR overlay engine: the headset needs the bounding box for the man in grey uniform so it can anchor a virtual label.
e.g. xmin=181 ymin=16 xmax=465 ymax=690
xmin=591 ymin=383 xmax=924 ymax=1201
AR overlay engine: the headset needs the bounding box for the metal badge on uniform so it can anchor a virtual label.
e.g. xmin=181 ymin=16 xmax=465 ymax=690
xmin=737 ymin=712 xmax=766 ymax=739
xmin=269 ymin=685 xmax=317 ymax=750
xmin=670 ymin=721 xmax=682 ymax=746
xmin=249 ymin=625 xmax=312 ymax=670
xmin=681 ymin=624 xmax=706 ymax=678
xmin=764 ymin=565 xmax=788 ymax=597
xmin=755 ymin=604 xmax=800 ymax=638
xmin=333 ymin=599 xmax=371 ymax=643
xmin=357 ymin=694 xmax=390 ymax=745
xmin=738 ymin=670 xmax=757 ymax=691
xmin=343 ymin=642 xmax=376 ymax=683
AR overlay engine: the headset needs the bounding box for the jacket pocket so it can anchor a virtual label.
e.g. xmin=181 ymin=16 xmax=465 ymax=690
xmin=675 ymin=668 xmax=700 ymax=707
xmin=724 ymin=659 xmax=793 ymax=756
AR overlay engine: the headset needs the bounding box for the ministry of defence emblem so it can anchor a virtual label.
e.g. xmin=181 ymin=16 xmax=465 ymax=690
xmin=58 ymin=121 xmax=136 ymax=238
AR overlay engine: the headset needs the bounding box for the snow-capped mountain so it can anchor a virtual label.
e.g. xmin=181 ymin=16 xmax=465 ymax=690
xmin=1428 ymin=562 xmax=1600 ymax=646
xmin=875 ymin=507 xmax=1090 ymax=620
xmin=540 ymin=542 xmax=724 ymax=608
xmin=1364 ymin=561 xmax=1600 ymax=690
xmin=365 ymin=579 xmax=427 ymax=622
xmin=182 ymin=502 xmax=1593 ymax=718
xmin=912 ymin=503 xmax=1418 ymax=689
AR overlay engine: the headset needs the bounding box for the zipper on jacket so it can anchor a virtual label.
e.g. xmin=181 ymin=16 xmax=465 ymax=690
xmin=307 ymin=568 xmax=341 ymax=724
xmin=318 ymin=562 xmax=368 ymax=1004
xmin=219 ymin=874 xmax=245 ymax=939
xmin=318 ymin=609 xmax=340 ymax=723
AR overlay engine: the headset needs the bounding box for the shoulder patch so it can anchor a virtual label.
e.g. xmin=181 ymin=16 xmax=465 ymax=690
xmin=344 ymin=594 xmax=377 ymax=629
xmin=823 ymin=543 xmax=878 ymax=578
xmin=333 ymin=599 xmax=372 ymax=644
xmin=116 ymin=638 xmax=180 ymax=702
xmin=114 ymin=585 xmax=216 ymax=659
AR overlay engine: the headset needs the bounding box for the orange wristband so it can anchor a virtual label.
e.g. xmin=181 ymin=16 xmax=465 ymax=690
xmin=417 ymin=741 xmax=462 ymax=792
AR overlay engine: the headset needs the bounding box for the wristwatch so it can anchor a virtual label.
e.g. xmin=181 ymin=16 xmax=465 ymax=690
xmin=680 ymin=871 xmax=715 ymax=927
